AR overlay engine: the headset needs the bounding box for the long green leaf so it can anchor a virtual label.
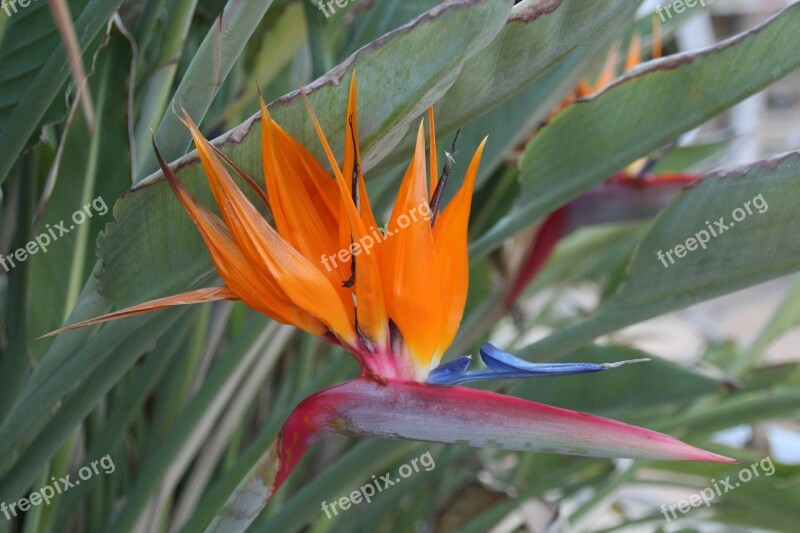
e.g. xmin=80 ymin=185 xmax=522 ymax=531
xmin=520 ymin=152 xmax=800 ymax=359
xmin=106 ymin=320 xmax=290 ymax=532
xmin=27 ymin=26 xmax=132 ymax=358
xmin=0 ymin=0 xmax=125 ymax=184
xmin=374 ymin=0 xmax=639 ymax=180
xmin=135 ymin=0 xmax=275 ymax=180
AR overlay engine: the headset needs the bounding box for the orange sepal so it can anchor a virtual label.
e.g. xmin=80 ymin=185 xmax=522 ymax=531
xmin=382 ymin=122 xmax=441 ymax=371
xmin=155 ymin=141 xmax=329 ymax=336
xmin=625 ymin=33 xmax=642 ymax=72
xmin=299 ymin=78 xmax=388 ymax=346
xmin=596 ymin=42 xmax=620 ymax=92
xmin=181 ymin=118 xmax=356 ymax=344
xmin=652 ymin=16 xmax=663 ymax=60
xmin=259 ymin=96 xmax=355 ymax=325
xmin=40 ymin=287 xmax=238 ymax=338
xmin=428 ymin=107 xmax=438 ymax=199
xmin=432 ymin=138 xmax=487 ymax=360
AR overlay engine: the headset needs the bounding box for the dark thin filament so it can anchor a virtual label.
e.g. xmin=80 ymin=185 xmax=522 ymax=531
xmin=429 ymin=128 xmax=461 ymax=227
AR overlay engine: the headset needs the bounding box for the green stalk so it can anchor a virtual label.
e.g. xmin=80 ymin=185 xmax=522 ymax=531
xmin=107 ymin=318 xmax=283 ymax=531
xmin=51 ymin=316 xmax=192 ymax=526
xmin=568 ymin=462 xmax=640 ymax=526
xmin=302 ymin=0 xmax=329 ymax=80
xmin=136 ymin=0 xmax=276 ymax=181
xmin=0 ymin=155 xmax=35 ymax=419
xmin=133 ymin=0 xmax=200 ymax=171
xmin=63 ymin=83 xmax=105 ymax=322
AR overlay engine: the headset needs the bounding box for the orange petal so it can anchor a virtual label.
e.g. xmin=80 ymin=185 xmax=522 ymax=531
xmin=428 ymin=107 xmax=438 ymax=199
xmin=257 ymin=102 xmax=350 ymax=324
xmin=179 ymin=124 xmax=357 ymax=343
xmin=259 ymin=98 xmax=340 ymax=228
xmin=343 ymin=73 xmax=379 ymax=231
xmin=155 ymin=141 xmax=329 ymax=336
xmin=652 ymin=15 xmax=662 ymax=60
xmin=342 ymin=74 xmax=387 ymax=344
xmin=260 ymin=97 xmax=341 ymax=262
xmin=576 ymin=80 xmax=593 ymax=98
xmin=259 ymin=96 xmax=355 ymax=325
xmin=211 ymin=145 xmax=270 ymax=209
xmin=383 ymin=121 xmax=440 ymax=372
xmin=595 ymin=41 xmax=620 ymax=92
xmin=432 ymin=138 xmax=487 ymax=360
xmin=40 ymin=287 xmax=238 ymax=338
xmin=300 ymin=79 xmax=388 ymax=346
xmin=626 ymin=33 xmax=642 ymax=72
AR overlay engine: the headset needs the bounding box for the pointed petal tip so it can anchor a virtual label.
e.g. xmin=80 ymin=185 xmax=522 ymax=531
xmin=258 ymin=86 xmax=270 ymax=119
xmin=679 ymin=447 xmax=740 ymax=464
xmin=601 ymin=358 xmax=651 ymax=369
xmin=38 ymin=287 xmax=237 ymax=339
xmin=716 ymin=454 xmax=742 ymax=465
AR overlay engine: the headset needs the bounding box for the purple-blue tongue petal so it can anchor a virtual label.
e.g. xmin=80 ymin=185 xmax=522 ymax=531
xmin=427 ymin=355 xmax=472 ymax=384
xmin=427 ymin=344 xmax=649 ymax=385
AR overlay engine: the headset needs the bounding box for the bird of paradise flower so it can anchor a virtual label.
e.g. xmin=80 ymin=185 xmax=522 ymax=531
xmin=504 ymin=18 xmax=704 ymax=308
xmin=48 ymin=71 xmax=735 ymax=530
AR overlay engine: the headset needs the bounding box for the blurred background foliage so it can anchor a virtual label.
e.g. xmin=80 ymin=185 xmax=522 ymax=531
xmin=1 ymin=0 xmax=800 ymax=531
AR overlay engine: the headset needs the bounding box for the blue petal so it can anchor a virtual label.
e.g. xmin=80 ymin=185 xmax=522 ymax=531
xmin=426 ymin=355 xmax=472 ymax=385
xmin=427 ymin=344 xmax=649 ymax=386
xmin=479 ymin=343 xmax=630 ymax=376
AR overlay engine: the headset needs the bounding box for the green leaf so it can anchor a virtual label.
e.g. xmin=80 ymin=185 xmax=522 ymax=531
xmin=744 ymin=275 xmax=800 ymax=354
xmin=340 ymin=0 xmax=441 ymax=59
xmin=107 ymin=319 xmax=292 ymax=532
xmin=0 ymin=307 xmax=187 ymax=499
xmin=0 ymin=312 xmax=193 ymax=514
xmin=652 ymin=140 xmax=729 ymax=173
xmin=510 ymin=345 xmax=724 ymax=419
xmin=257 ymin=440 xmax=418 ymax=532
xmin=27 ymin=26 xmax=133 ymax=357
xmin=0 ymin=0 xmax=126 ymax=185
xmin=374 ymin=0 xmax=639 ymax=183
xmin=526 ymin=222 xmax=646 ymax=294
xmin=521 ymin=153 xmax=800 ymax=359
xmin=135 ymin=0 xmax=276 ymax=180
xmin=471 ymin=3 xmax=800 ymax=259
